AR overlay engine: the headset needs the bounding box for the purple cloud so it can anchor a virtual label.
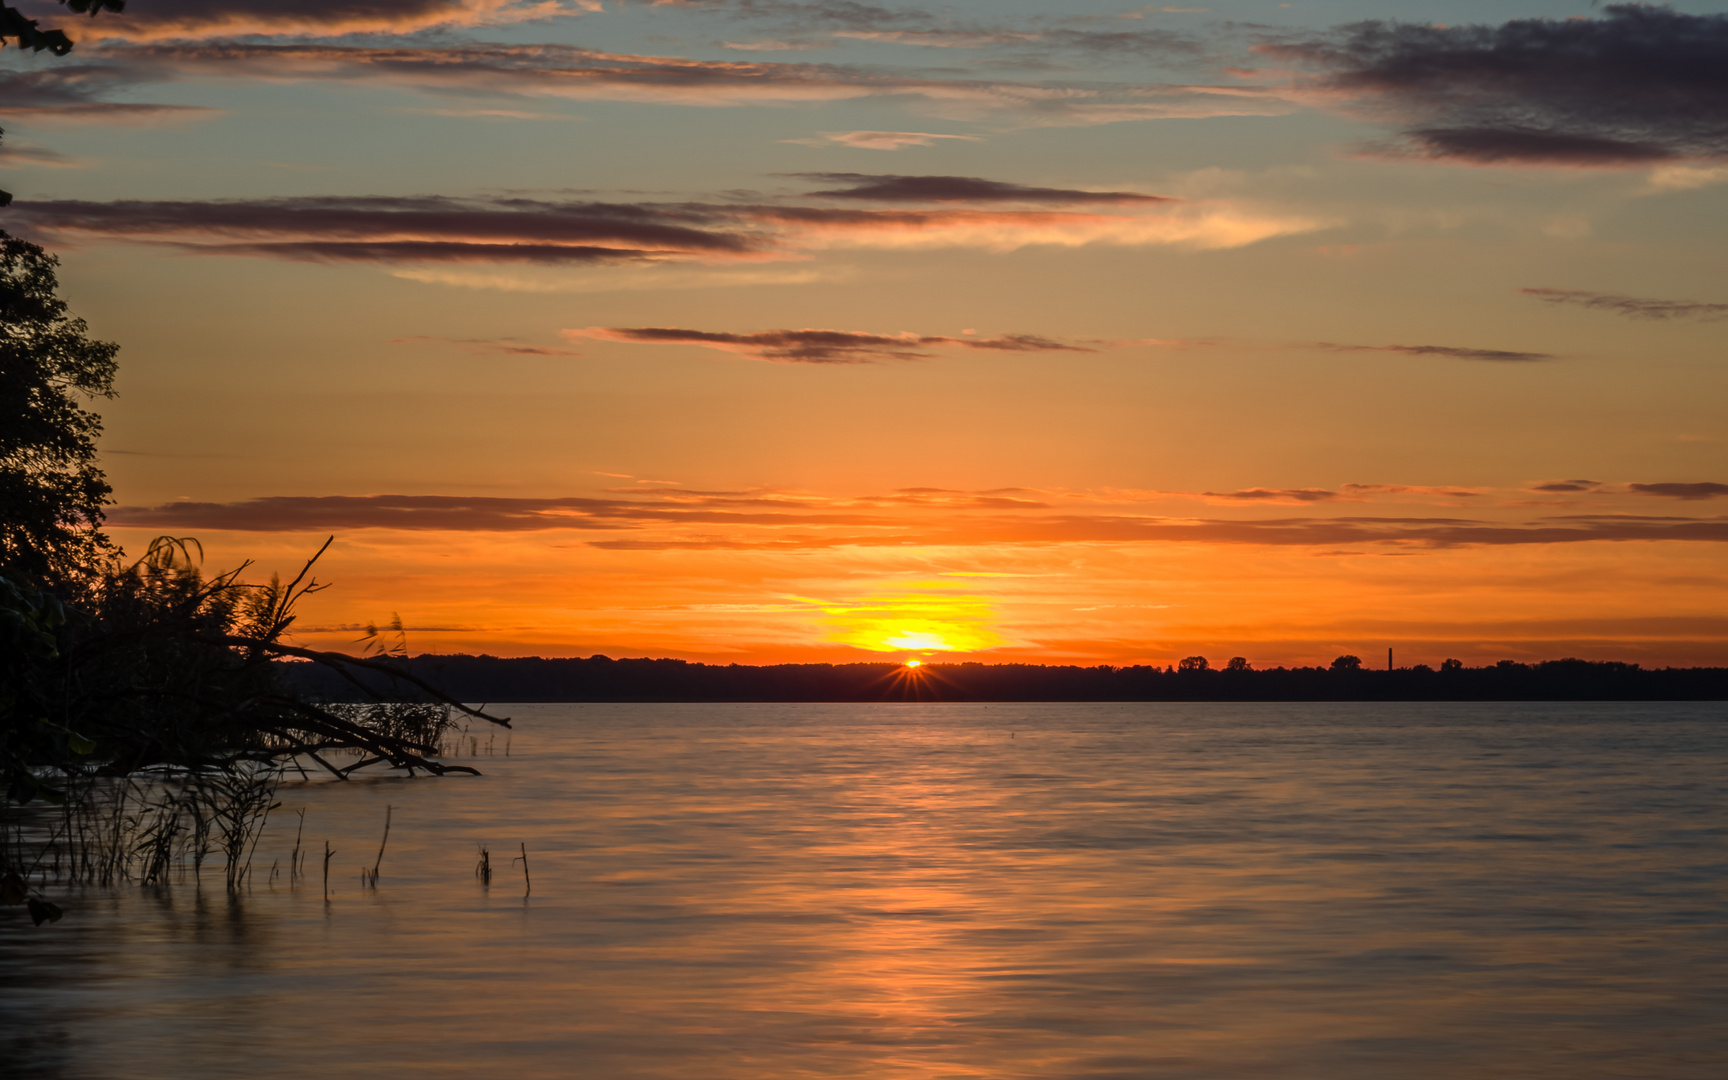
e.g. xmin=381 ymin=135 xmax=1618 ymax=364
xmin=1265 ymin=5 xmax=1728 ymax=166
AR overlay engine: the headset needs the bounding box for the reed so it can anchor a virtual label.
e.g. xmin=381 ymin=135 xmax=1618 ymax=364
xmin=4 ymin=539 xmax=512 ymax=917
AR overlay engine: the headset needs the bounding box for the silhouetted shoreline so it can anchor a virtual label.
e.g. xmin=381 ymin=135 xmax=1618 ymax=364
xmin=281 ymin=655 xmax=1728 ymax=703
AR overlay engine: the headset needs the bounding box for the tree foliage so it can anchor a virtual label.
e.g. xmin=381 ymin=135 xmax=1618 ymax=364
xmin=0 ymin=0 xmax=123 ymax=57
xmin=0 ymin=231 xmax=118 ymax=583
xmin=0 ymin=1 xmax=127 ymax=203
xmin=0 ymin=223 xmax=508 ymax=913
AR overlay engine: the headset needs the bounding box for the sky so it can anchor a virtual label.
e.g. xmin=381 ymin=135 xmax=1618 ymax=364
xmin=3 ymin=0 xmax=1725 ymax=667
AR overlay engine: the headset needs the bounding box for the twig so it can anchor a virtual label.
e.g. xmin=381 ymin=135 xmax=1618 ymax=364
xmin=369 ymin=805 xmax=392 ymax=887
xmin=512 ymin=842 xmax=530 ymax=898
xmin=289 ymin=808 xmax=305 ymax=884
xmin=323 ymin=841 xmax=334 ymax=902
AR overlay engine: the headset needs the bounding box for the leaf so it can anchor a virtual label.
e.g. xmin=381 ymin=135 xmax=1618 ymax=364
xmin=0 ymin=872 xmax=26 ymax=906
xmin=27 ymin=897 xmax=65 ymax=926
xmin=68 ymin=730 xmax=96 ymax=754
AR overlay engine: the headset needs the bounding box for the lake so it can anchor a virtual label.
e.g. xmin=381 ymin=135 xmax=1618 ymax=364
xmin=4 ymin=702 xmax=1726 ymax=1078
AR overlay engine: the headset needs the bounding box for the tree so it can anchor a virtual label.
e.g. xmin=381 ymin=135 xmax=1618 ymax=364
xmin=1330 ymin=654 xmax=1362 ymax=671
xmin=1 ymin=1 xmax=127 ymax=204
xmin=1224 ymin=656 xmax=1251 ymax=672
xmin=0 ymin=219 xmax=509 ymax=914
xmin=0 ymin=231 xmax=117 ymax=584
xmin=1177 ymin=655 xmax=1209 ymax=673
xmin=0 ymin=1 xmax=122 ymax=57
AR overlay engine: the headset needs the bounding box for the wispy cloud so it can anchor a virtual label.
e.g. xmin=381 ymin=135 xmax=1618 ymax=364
xmin=0 ymin=64 xmax=215 ymax=126
xmin=784 ymin=130 xmax=983 ymax=150
xmin=1341 ymin=483 xmax=1482 ymax=499
xmin=91 ymin=39 xmax=1290 ymax=126
xmin=105 ymin=490 xmax=1728 ymax=550
xmin=1261 ymin=5 xmax=1728 ymax=167
xmin=10 ymin=194 xmax=758 ymax=263
xmin=1629 ymin=482 xmax=1728 ymax=501
xmin=11 ymin=184 xmax=1322 ymax=265
xmin=1201 ymin=488 xmax=1339 ymax=504
xmin=34 ymin=0 xmax=598 ymax=43
xmin=566 ymin=325 xmax=1093 ymax=364
xmin=389 ymin=335 xmax=584 ymax=357
xmin=795 ymin=172 xmax=1170 ymax=204
xmin=658 ymin=1 xmax=1205 ymax=59
xmin=1521 ymin=287 xmax=1728 ymax=322
xmin=1320 ymin=342 xmax=1553 ymax=363
xmin=0 ymin=141 xmax=84 ymax=167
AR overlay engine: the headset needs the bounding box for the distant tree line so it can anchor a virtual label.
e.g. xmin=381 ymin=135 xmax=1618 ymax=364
xmin=282 ymin=654 xmax=1728 ymax=704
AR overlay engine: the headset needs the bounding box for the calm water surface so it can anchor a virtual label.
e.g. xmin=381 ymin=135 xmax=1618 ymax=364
xmin=4 ymin=702 xmax=1726 ymax=1078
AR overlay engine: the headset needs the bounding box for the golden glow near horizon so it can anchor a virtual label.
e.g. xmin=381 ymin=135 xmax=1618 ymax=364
xmin=821 ymin=590 xmax=1007 ymax=655
xmin=27 ymin=1 xmax=1728 ymax=668
xmin=904 ymin=659 xmax=923 ymax=668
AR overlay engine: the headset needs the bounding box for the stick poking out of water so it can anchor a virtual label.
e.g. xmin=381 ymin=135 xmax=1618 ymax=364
xmin=513 ymin=842 xmax=530 ymax=898
xmin=323 ymin=841 xmax=335 ymax=902
xmin=367 ymin=805 xmax=392 ymax=888
xmin=290 ymin=808 xmax=305 ymax=885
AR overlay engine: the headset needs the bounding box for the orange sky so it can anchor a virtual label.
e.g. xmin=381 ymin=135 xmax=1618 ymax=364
xmin=8 ymin=0 xmax=1726 ymax=667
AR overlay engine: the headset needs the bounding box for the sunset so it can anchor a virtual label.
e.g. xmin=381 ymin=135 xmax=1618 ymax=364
xmin=0 ymin=0 xmax=1717 ymax=668
xmin=3 ymin=2 xmax=1726 ymax=1077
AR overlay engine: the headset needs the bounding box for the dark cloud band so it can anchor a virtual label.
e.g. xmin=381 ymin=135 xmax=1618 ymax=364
xmin=1321 ymin=342 xmax=1553 ymax=363
xmin=1266 ymin=5 xmax=1728 ymax=167
xmin=570 ymin=325 xmax=1093 ymax=364
xmin=795 ymin=173 xmax=1171 ymax=205
xmin=106 ymin=492 xmax=1728 ymax=549
xmin=1630 ymin=482 xmax=1728 ymax=501
xmin=1522 ymin=288 xmax=1728 ymax=321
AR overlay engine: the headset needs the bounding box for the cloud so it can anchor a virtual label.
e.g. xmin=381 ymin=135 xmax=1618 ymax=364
xmin=1629 ymin=482 xmax=1728 ymax=500
xmin=0 ymin=141 xmax=83 ymax=167
xmin=565 ymin=325 xmax=1093 ymax=363
xmin=1530 ymin=480 xmax=1603 ymax=494
xmin=389 ymin=335 xmax=584 ymax=357
xmin=10 ymin=194 xmax=760 ymax=263
xmin=1201 ymin=488 xmax=1339 ymax=504
xmin=795 ymin=172 xmax=1170 ymax=204
xmin=1521 ymin=287 xmax=1728 ymax=322
xmin=1645 ymin=164 xmax=1728 ymax=191
xmin=1321 ymin=342 xmax=1553 ymax=363
xmin=0 ymin=64 xmax=215 ymax=126
xmin=22 ymin=0 xmax=596 ymax=43
xmin=784 ymin=130 xmax=983 ymax=150
xmin=106 ymin=493 xmax=883 ymax=533
xmin=11 ymin=186 xmax=1321 ymax=265
xmin=105 ymin=492 xmax=1728 ymax=550
xmin=1263 ymin=5 xmax=1728 ymax=166
xmin=1340 ymin=483 xmax=1482 ymax=499
xmin=756 ymin=203 xmax=1325 ymax=252
xmin=671 ymin=1 xmax=1206 ymax=60
xmin=93 ymin=39 xmax=1291 ymax=126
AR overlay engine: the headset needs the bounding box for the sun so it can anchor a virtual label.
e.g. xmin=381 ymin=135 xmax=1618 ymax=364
xmin=904 ymin=658 xmax=923 ymax=668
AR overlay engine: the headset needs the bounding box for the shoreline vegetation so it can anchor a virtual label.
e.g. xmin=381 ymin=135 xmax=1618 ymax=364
xmin=2 ymin=231 xmax=503 ymax=919
xmin=285 ymin=654 xmax=1728 ymax=703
